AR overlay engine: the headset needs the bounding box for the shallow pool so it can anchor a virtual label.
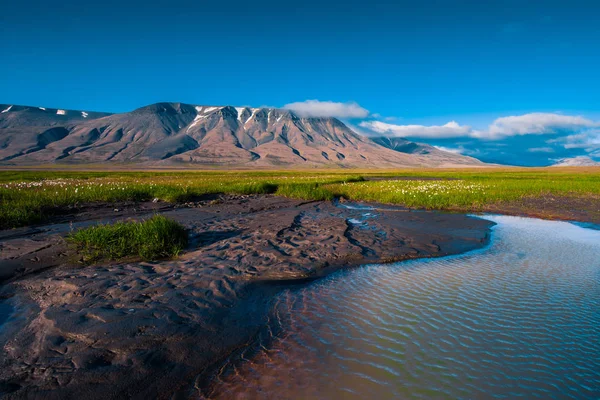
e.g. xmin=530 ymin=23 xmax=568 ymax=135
xmin=211 ymin=215 xmax=600 ymax=399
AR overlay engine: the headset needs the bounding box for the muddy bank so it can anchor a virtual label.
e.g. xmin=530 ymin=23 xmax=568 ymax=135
xmin=0 ymin=195 xmax=493 ymax=399
xmin=483 ymin=194 xmax=600 ymax=224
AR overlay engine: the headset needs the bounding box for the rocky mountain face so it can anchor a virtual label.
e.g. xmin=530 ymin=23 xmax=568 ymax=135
xmin=0 ymin=104 xmax=111 ymax=162
xmin=0 ymin=102 xmax=483 ymax=167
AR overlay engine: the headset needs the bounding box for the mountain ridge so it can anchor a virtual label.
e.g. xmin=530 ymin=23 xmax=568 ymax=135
xmin=551 ymin=156 xmax=600 ymax=167
xmin=0 ymin=102 xmax=483 ymax=168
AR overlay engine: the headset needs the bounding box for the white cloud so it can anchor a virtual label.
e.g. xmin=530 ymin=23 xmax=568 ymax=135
xmin=283 ymin=100 xmax=369 ymax=118
xmin=359 ymin=112 xmax=599 ymax=140
xmin=527 ymin=147 xmax=555 ymax=153
xmin=550 ymin=129 xmax=600 ymax=150
xmin=485 ymin=113 xmax=596 ymax=138
xmin=433 ymin=145 xmax=466 ymax=155
xmin=359 ymin=120 xmax=472 ymax=139
xmin=434 ymin=145 xmax=481 ymax=156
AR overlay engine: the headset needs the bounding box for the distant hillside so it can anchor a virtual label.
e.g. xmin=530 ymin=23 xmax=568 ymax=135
xmin=551 ymin=156 xmax=600 ymax=167
xmin=369 ymin=136 xmax=482 ymax=162
xmin=0 ymin=103 xmax=484 ymax=168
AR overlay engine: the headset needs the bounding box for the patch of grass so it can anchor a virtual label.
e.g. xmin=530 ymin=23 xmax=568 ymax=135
xmin=275 ymin=176 xmax=363 ymax=200
xmin=275 ymin=183 xmax=336 ymax=201
xmin=68 ymin=215 xmax=188 ymax=263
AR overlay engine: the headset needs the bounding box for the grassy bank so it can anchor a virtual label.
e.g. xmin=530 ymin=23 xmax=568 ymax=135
xmin=1 ymin=168 xmax=599 ymax=228
xmin=68 ymin=215 xmax=188 ymax=263
xmin=0 ymin=172 xmax=363 ymax=228
xmin=327 ymin=169 xmax=600 ymax=210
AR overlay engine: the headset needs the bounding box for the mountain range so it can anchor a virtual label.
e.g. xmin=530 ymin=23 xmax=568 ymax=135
xmin=0 ymin=103 xmax=483 ymax=168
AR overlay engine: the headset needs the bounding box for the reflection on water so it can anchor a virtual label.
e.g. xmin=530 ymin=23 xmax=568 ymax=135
xmin=211 ymin=216 xmax=600 ymax=399
xmin=0 ymin=301 xmax=12 ymax=330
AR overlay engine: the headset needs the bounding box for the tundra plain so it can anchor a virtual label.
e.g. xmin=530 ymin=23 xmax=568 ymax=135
xmin=0 ymin=167 xmax=599 ymax=398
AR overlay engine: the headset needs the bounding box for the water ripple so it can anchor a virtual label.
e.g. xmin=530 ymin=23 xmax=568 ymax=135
xmin=211 ymin=216 xmax=600 ymax=399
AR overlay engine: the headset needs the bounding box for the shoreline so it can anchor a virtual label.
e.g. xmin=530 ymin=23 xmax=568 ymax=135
xmin=0 ymin=195 xmax=496 ymax=398
xmin=203 ymin=215 xmax=600 ymax=399
xmin=196 ymin=218 xmax=498 ymax=399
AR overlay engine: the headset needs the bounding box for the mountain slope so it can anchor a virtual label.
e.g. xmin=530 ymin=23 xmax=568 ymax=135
xmin=0 ymin=103 xmax=483 ymax=167
xmin=370 ymin=136 xmax=481 ymax=164
xmin=0 ymin=104 xmax=111 ymax=162
xmin=0 ymin=104 xmax=110 ymax=128
xmin=551 ymin=156 xmax=600 ymax=167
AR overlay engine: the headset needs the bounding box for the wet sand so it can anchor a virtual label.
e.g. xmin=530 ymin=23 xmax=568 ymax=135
xmin=0 ymin=195 xmax=493 ymax=399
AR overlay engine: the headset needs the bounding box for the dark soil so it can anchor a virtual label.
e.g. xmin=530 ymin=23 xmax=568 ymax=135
xmin=483 ymin=194 xmax=600 ymax=224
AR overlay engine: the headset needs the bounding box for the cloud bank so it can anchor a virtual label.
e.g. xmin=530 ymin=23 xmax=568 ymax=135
xmin=486 ymin=113 xmax=596 ymax=138
xmin=283 ymin=100 xmax=369 ymax=118
xmin=549 ymin=129 xmax=600 ymax=150
xmin=360 ymin=112 xmax=598 ymax=140
xmin=359 ymin=120 xmax=472 ymax=138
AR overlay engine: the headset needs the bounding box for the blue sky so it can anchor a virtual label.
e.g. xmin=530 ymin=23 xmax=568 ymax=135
xmin=2 ymin=0 xmax=600 ymax=165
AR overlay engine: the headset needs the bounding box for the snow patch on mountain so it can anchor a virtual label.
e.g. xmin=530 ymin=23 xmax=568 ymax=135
xmin=235 ymin=107 xmax=246 ymax=121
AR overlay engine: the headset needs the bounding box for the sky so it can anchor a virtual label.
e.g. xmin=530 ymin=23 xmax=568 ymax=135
xmin=2 ymin=0 xmax=600 ymax=166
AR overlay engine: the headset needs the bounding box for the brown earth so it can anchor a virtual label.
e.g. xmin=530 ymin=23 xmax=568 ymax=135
xmin=0 ymin=195 xmax=494 ymax=399
xmin=483 ymin=194 xmax=600 ymax=225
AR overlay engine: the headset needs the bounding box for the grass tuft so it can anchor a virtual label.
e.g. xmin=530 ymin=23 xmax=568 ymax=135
xmin=68 ymin=215 xmax=188 ymax=263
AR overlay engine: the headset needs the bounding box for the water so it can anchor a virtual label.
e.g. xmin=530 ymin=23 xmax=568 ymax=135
xmin=211 ymin=216 xmax=600 ymax=399
xmin=0 ymin=301 xmax=12 ymax=330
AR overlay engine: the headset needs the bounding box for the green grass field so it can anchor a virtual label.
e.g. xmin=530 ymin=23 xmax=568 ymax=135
xmin=1 ymin=168 xmax=599 ymax=229
xmin=327 ymin=169 xmax=600 ymax=210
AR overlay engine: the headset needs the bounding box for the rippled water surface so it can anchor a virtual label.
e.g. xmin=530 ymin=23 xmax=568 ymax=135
xmin=0 ymin=301 xmax=12 ymax=331
xmin=212 ymin=216 xmax=600 ymax=399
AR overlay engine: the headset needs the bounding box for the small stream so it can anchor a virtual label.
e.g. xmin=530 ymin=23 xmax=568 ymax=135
xmin=210 ymin=215 xmax=600 ymax=399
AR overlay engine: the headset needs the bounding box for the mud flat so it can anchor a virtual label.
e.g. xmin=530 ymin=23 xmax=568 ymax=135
xmin=0 ymin=195 xmax=493 ymax=399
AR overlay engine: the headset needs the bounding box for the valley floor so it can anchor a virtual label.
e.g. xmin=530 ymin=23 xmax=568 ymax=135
xmin=1 ymin=168 xmax=599 ymax=398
